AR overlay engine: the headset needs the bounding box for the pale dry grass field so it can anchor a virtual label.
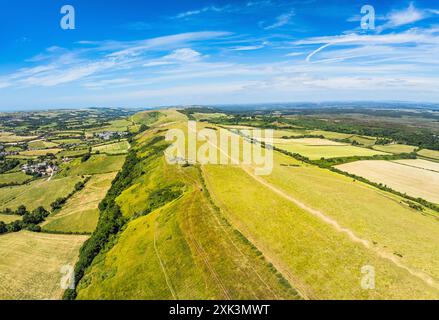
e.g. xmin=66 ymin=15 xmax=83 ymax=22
xmin=336 ymin=160 xmax=439 ymax=203
xmin=394 ymin=159 xmax=439 ymax=173
xmin=268 ymin=138 xmax=347 ymax=146
xmin=0 ymin=231 xmax=88 ymax=300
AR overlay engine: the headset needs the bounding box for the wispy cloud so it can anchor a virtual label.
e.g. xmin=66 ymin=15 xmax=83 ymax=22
xmin=230 ymin=44 xmax=266 ymax=51
xmin=174 ymin=5 xmax=230 ymax=19
xmin=385 ymin=2 xmax=426 ymax=28
xmin=263 ymin=10 xmax=295 ymax=30
xmin=0 ymin=32 xmax=230 ymax=89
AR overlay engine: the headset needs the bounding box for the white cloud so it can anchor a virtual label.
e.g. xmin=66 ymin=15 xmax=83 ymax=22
xmin=175 ymin=6 xmax=229 ymax=19
xmin=163 ymin=48 xmax=202 ymax=62
xmin=386 ymin=2 xmax=426 ymax=28
xmin=264 ymin=10 xmax=295 ymax=30
xmin=143 ymin=48 xmax=203 ymax=68
xmin=230 ymin=45 xmax=265 ymax=51
xmin=107 ymin=32 xmax=230 ymax=58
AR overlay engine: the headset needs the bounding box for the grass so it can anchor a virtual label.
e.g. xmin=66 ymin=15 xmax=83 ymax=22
xmin=0 ymin=176 xmax=83 ymax=211
xmin=88 ymin=119 xmax=132 ymax=134
xmin=418 ymin=149 xmax=439 ymax=160
xmin=395 ymin=159 xmax=439 ymax=173
xmin=27 ymin=140 xmax=59 ymax=149
xmin=349 ymin=135 xmax=376 ymax=146
xmin=20 ymin=148 xmax=63 ymax=156
xmin=309 ymin=130 xmax=353 ymax=140
xmin=76 ymin=164 xmax=300 ymax=300
xmin=0 ymin=214 xmax=21 ymax=223
xmin=0 ymin=231 xmax=88 ymax=299
xmin=274 ymin=141 xmax=388 ymax=160
xmin=0 ymin=132 xmax=37 ymax=143
xmin=203 ymin=162 xmax=439 ymax=299
xmin=52 ymin=138 xmax=83 ymax=145
xmin=0 ymin=171 xmax=32 ymax=185
xmin=372 ymin=144 xmax=417 ymax=154
xmin=336 ymin=160 xmax=439 ymax=203
xmin=57 ymin=148 xmax=89 ymax=158
xmin=131 ymin=110 xmax=163 ymax=126
xmin=92 ymin=140 xmax=130 ymax=155
xmin=42 ymin=173 xmax=117 ymax=234
xmin=59 ymin=154 xmax=125 ymax=176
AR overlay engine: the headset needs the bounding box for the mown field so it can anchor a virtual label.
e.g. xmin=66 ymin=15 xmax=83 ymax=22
xmin=372 ymin=144 xmax=417 ymax=154
xmin=0 ymin=214 xmax=21 ymax=223
xmin=0 ymin=231 xmax=88 ymax=300
xmin=418 ymin=149 xmax=439 ymax=160
xmin=92 ymin=140 xmax=130 ymax=155
xmin=0 ymin=132 xmax=37 ymax=143
xmin=42 ymin=173 xmax=117 ymax=233
xmin=336 ymin=160 xmax=439 ymax=204
xmin=19 ymin=148 xmax=63 ymax=157
xmin=274 ymin=139 xmax=387 ymax=160
xmin=395 ymin=159 xmax=439 ymax=173
xmin=0 ymin=176 xmax=83 ymax=211
xmin=27 ymin=140 xmax=59 ymax=149
xmin=59 ymin=154 xmax=125 ymax=176
xmin=0 ymin=171 xmax=32 ymax=185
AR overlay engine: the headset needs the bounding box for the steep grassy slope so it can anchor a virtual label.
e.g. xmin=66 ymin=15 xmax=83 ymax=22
xmin=73 ymin=115 xmax=301 ymax=300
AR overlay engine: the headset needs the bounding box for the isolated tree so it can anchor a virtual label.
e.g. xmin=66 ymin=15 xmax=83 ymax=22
xmin=16 ymin=205 xmax=28 ymax=216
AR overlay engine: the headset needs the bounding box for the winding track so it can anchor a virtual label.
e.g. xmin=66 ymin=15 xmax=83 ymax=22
xmin=192 ymin=124 xmax=439 ymax=292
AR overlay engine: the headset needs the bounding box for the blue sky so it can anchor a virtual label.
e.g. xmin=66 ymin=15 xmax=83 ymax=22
xmin=1 ymin=0 xmax=439 ymax=110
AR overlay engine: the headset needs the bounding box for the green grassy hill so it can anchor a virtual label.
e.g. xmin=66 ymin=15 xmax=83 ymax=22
xmin=73 ymin=116 xmax=301 ymax=300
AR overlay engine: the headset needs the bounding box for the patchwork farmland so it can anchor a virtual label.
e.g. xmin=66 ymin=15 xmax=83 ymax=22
xmin=1 ymin=106 xmax=439 ymax=301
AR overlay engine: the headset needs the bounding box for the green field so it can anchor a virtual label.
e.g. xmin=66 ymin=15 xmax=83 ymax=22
xmin=0 ymin=214 xmax=21 ymax=223
xmin=52 ymin=138 xmax=83 ymax=145
xmin=0 ymin=132 xmax=37 ymax=143
xmin=19 ymin=148 xmax=63 ymax=157
xmin=42 ymin=173 xmax=117 ymax=233
xmin=92 ymin=140 xmax=130 ymax=155
xmin=0 ymin=231 xmax=88 ymax=299
xmin=59 ymin=154 xmax=125 ymax=176
xmin=131 ymin=111 xmax=163 ymax=126
xmin=0 ymin=176 xmax=82 ymax=211
xmin=27 ymin=140 xmax=59 ymax=149
xmin=57 ymin=148 xmax=89 ymax=158
xmin=372 ymin=144 xmax=417 ymax=154
xmin=418 ymin=149 xmax=439 ymax=160
xmin=88 ymin=119 xmax=133 ymax=134
xmin=274 ymin=141 xmax=388 ymax=160
xmin=0 ymin=171 xmax=32 ymax=185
